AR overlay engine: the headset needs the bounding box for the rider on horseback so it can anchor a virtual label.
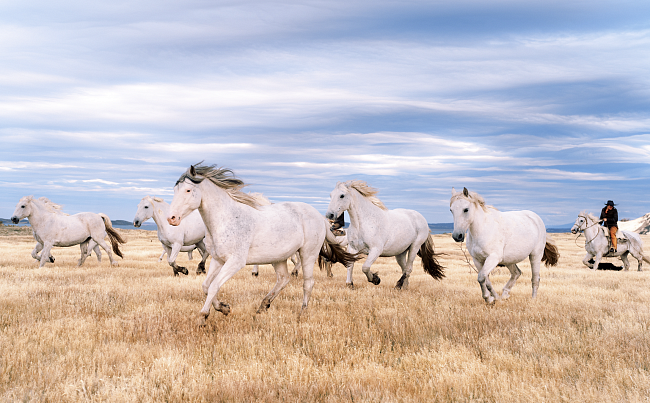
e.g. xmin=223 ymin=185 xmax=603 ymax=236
xmin=600 ymin=200 xmax=618 ymax=254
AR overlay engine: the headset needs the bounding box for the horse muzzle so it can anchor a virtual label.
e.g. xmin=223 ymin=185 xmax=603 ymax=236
xmin=10 ymin=216 xmax=20 ymax=224
xmin=133 ymin=220 xmax=141 ymax=228
xmin=325 ymin=211 xmax=336 ymax=220
xmin=452 ymin=232 xmax=465 ymax=242
xmin=168 ymin=216 xmax=181 ymax=226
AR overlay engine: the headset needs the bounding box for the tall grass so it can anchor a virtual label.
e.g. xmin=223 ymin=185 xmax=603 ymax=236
xmin=1 ymin=227 xmax=649 ymax=402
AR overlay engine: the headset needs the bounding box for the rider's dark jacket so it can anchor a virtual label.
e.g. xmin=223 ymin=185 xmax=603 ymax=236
xmin=600 ymin=207 xmax=618 ymax=228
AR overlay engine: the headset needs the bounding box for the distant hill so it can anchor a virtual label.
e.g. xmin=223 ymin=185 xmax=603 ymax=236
xmin=111 ymin=220 xmax=134 ymax=226
xmin=618 ymin=213 xmax=650 ymax=234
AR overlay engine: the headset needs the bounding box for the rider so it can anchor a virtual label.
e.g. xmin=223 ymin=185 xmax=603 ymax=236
xmin=600 ymin=200 xmax=618 ymax=253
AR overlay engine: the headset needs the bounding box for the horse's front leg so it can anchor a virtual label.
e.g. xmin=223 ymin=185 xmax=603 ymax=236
xmin=591 ymin=252 xmax=604 ymax=271
xmin=167 ymin=243 xmax=187 ymax=276
xmin=38 ymin=242 xmax=55 ymax=267
xmin=582 ymin=253 xmax=594 ymax=269
xmin=199 ymin=257 xmax=245 ymax=326
xmin=501 ymin=264 xmax=522 ymax=300
xmin=476 ymin=256 xmax=500 ymax=304
xmin=345 ymin=245 xmax=360 ymax=288
xmin=202 ymin=258 xmax=224 ymax=295
xmin=361 ymin=247 xmax=382 ymax=285
xmin=251 ymin=265 xmax=259 ymax=276
xmin=258 ymin=260 xmax=291 ymax=313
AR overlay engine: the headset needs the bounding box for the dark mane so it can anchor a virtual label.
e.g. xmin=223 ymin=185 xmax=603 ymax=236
xmin=176 ymin=162 xmax=262 ymax=209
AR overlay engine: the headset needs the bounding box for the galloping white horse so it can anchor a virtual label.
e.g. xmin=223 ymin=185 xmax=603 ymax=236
xmin=571 ymin=211 xmax=650 ymax=271
xmin=29 ymin=197 xmax=103 ymax=264
xmin=450 ymin=187 xmax=559 ymax=303
xmin=133 ymin=196 xmax=209 ymax=276
xmin=325 ymin=180 xmax=444 ymax=289
xmin=11 ymin=196 xmax=125 ymax=267
xmin=167 ymin=163 xmax=359 ymax=325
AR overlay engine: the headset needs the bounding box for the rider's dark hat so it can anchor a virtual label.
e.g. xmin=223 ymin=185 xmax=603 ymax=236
xmin=605 ymin=200 xmax=616 ymax=206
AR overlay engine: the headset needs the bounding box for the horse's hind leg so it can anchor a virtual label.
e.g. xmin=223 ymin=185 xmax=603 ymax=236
xmin=394 ymin=249 xmax=411 ymax=290
xmin=258 ymin=260 xmax=292 ymax=313
xmin=251 ymin=265 xmax=259 ymax=276
xmin=92 ymin=243 xmax=102 ymax=262
xmin=78 ymin=239 xmax=91 ymax=266
xmin=628 ymin=248 xmax=644 ymax=271
xmin=195 ymin=240 xmax=208 ymax=274
xmin=290 ymin=253 xmax=301 ymax=277
xmin=529 ymin=255 xmax=542 ymax=299
xmin=501 ymin=264 xmax=522 ymax=300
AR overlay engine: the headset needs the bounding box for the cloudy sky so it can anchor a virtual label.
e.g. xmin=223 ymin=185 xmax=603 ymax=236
xmin=1 ymin=0 xmax=649 ymax=225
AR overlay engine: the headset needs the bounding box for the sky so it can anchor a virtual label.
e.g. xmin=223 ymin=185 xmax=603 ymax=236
xmin=1 ymin=0 xmax=649 ymax=225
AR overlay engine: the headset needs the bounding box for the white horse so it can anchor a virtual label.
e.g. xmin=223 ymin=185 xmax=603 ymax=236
xmin=571 ymin=211 xmax=650 ymax=271
xmin=133 ymin=196 xmax=209 ymax=276
xmin=325 ymin=180 xmax=444 ymax=289
xmin=11 ymin=196 xmax=125 ymax=267
xmin=28 ymin=197 xmax=103 ymax=264
xmin=167 ymin=163 xmax=359 ymax=325
xmin=450 ymin=187 xmax=559 ymax=303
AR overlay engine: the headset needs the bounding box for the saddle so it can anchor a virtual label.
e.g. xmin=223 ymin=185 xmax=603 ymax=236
xmin=601 ymin=227 xmax=629 ymax=256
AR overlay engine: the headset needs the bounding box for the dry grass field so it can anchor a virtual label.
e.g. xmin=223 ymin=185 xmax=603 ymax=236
xmin=1 ymin=225 xmax=650 ymax=402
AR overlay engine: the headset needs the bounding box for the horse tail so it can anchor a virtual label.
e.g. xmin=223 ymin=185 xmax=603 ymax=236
xmin=542 ymin=236 xmax=560 ymax=267
xmin=100 ymin=214 xmax=126 ymax=258
xmin=417 ymin=234 xmax=445 ymax=280
xmin=319 ymin=227 xmax=360 ymax=269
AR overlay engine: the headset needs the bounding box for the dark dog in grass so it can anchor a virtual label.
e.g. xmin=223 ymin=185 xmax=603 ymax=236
xmin=588 ymin=259 xmax=623 ymax=271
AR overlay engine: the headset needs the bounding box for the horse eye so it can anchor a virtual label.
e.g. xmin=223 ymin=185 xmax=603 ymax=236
xmin=463 ymin=208 xmax=469 ymax=213
xmin=144 ymin=206 xmax=148 ymax=209
xmin=186 ymin=189 xmax=191 ymax=193
xmin=21 ymin=205 xmax=25 ymax=208
xmin=339 ymin=194 xmax=344 ymax=199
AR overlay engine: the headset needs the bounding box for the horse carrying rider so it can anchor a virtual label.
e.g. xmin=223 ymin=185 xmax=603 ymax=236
xmin=600 ymin=200 xmax=619 ymax=253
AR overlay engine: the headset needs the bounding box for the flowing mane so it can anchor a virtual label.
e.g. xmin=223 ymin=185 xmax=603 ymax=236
xmin=450 ymin=189 xmax=496 ymax=212
xmin=176 ymin=163 xmax=262 ymax=209
xmin=581 ymin=210 xmax=600 ymax=224
xmin=343 ymin=180 xmax=387 ymax=211
xmin=37 ymin=197 xmax=69 ymax=215
xmin=152 ymin=196 xmax=164 ymax=203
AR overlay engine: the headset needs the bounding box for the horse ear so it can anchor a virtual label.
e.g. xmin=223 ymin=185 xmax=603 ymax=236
xmin=451 ymin=187 xmax=457 ymax=196
xmin=463 ymin=187 xmax=469 ymax=197
xmin=190 ymin=165 xmax=197 ymax=176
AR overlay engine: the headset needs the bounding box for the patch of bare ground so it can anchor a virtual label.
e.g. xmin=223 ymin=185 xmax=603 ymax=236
xmin=1 ymin=229 xmax=649 ymax=402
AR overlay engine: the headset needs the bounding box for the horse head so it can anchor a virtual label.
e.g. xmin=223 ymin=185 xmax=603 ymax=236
xmin=133 ymin=196 xmax=156 ymax=227
xmin=11 ymin=195 xmax=34 ymax=224
xmin=325 ymin=182 xmax=351 ymax=222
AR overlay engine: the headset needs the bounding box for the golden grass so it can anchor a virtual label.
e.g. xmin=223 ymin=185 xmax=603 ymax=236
xmin=1 ymin=227 xmax=650 ymax=402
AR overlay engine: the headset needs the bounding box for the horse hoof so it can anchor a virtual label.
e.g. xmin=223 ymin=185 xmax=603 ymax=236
xmin=256 ymin=299 xmax=271 ymax=314
xmin=218 ymin=303 xmax=231 ymax=316
xmin=179 ymin=267 xmax=188 ymax=275
xmin=370 ymin=273 xmax=381 ymax=285
xmin=291 ymin=271 xmax=299 ymax=278
xmin=346 ymin=282 xmax=354 ymax=289
xmin=49 ymin=256 xmax=55 ymax=263
xmin=197 ymin=316 xmax=207 ymax=327
xmin=252 ymin=272 xmax=259 ymax=277
xmin=173 ymin=271 xmax=179 ymax=276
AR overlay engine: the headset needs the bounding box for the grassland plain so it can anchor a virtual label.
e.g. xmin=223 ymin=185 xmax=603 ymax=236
xmin=1 ymin=225 xmax=650 ymax=402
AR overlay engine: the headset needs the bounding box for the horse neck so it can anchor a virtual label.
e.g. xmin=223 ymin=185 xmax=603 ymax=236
xmin=149 ymin=200 xmax=170 ymax=226
xmin=467 ymin=203 xmax=492 ymax=237
xmin=197 ymin=180 xmax=242 ymax=231
xmin=347 ymin=189 xmax=384 ymax=230
xmin=25 ymin=200 xmax=52 ymax=232
xmin=583 ymin=216 xmax=603 ymax=240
